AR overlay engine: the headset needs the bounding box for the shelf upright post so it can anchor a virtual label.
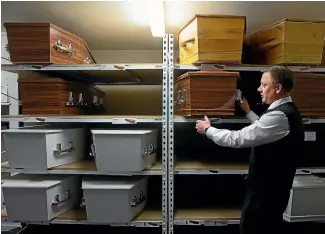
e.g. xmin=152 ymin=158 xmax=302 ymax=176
xmin=167 ymin=34 xmax=175 ymax=234
xmin=162 ymin=33 xmax=170 ymax=234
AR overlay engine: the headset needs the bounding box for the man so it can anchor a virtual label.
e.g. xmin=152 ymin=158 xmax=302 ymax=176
xmin=196 ymin=66 xmax=304 ymax=234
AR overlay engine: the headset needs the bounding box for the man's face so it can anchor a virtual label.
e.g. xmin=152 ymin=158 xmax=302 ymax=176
xmin=257 ymin=72 xmax=279 ymax=104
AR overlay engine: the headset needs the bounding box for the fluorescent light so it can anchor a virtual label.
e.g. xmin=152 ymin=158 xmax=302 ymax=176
xmin=146 ymin=0 xmax=165 ymax=37
xmin=128 ymin=0 xmax=165 ymax=37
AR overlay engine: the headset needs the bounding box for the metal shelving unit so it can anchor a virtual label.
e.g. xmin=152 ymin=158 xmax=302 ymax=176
xmin=2 ymin=33 xmax=325 ymax=234
xmin=1 ymin=35 xmax=171 ymax=234
xmin=166 ymin=32 xmax=325 ymax=233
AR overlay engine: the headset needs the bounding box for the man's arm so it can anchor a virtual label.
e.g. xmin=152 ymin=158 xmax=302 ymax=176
xmin=205 ymin=110 xmax=290 ymax=148
xmin=246 ymin=110 xmax=259 ymax=123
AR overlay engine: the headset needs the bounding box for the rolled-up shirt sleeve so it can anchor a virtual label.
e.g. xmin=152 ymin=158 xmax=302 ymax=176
xmin=246 ymin=110 xmax=259 ymax=123
xmin=205 ymin=110 xmax=290 ymax=148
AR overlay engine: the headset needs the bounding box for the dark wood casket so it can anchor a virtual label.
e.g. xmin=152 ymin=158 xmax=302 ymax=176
xmin=174 ymin=71 xmax=239 ymax=116
xmin=18 ymin=72 xmax=105 ymax=115
xmin=292 ymin=72 xmax=325 ymax=117
xmin=4 ymin=22 xmax=96 ymax=65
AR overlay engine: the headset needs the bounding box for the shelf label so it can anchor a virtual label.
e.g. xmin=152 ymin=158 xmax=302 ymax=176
xmin=112 ymin=118 xmax=137 ymax=124
xmin=304 ymin=131 xmax=316 ymax=141
xmin=215 ymin=220 xmax=228 ymax=226
xmin=204 ymin=221 xmax=216 ymax=226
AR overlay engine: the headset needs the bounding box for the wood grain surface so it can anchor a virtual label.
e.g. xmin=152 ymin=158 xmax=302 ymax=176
xmin=4 ymin=22 xmax=96 ymax=64
xmin=174 ymin=71 xmax=238 ymax=116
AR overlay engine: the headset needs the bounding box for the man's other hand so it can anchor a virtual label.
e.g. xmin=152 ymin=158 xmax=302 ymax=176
xmin=240 ymin=98 xmax=251 ymax=114
xmin=196 ymin=115 xmax=211 ymax=135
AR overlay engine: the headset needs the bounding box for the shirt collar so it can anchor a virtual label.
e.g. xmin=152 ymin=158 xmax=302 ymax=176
xmin=268 ymin=96 xmax=292 ymax=110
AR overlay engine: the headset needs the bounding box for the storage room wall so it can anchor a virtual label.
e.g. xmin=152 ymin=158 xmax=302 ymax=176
xmin=91 ymin=49 xmax=179 ymax=115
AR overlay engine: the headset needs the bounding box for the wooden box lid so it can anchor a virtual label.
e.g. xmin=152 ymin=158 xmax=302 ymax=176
xmin=175 ymin=71 xmax=240 ymax=83
xmin=246 ymin=18 xmax=325 ymax=40
xmin=178 ymin=14 xmax=246 ymax=40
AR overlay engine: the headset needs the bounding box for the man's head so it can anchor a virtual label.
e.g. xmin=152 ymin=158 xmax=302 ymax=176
xmin=258 ymin=65 xmax=294 ymax=104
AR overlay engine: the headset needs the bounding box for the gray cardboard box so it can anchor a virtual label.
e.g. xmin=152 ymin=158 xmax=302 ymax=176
xmin=82 ymin=175 xmax=148 ymax=222
xmin=2 ymin=128 xmax=85 ymax=169
xmin=2 ymin=174 xmax=80 ymax=222
xmin=91 ymin=129 xmax=158 ymax=172
xmin=283 ymin=175 xmax=325 ymax=222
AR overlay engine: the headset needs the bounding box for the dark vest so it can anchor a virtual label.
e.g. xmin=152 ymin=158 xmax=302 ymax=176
xmin=246 ymin=102 xmax=304 ymax=198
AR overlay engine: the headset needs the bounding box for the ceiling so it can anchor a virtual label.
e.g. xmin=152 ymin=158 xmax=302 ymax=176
xmin=1 ymin=1 xmax=325 ymax=50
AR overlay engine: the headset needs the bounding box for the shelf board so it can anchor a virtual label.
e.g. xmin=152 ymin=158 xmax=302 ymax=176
xmin=174 ymin=160 xmax=248 ymax=174
xmin=1 ymin=63 xmax=165 ymax=85
xmin=1 ymin=207 xmax=162 ymax=226
xmin=174 ymin=64 xmax=325 ymax=74
xmin=174 ymin=116 xmax=325 ymax=124
xmin=174 ymin=207 xmax=241 ymax=226
xmin=174 ymin=159 xmax=325 ymax=175
xmin=1 ymin=115 xmax=162 ymax=123
xmin=1 ymin=159 xmax=162 ymax=176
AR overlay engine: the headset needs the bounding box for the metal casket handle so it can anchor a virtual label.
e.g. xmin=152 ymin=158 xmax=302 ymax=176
xmin=53 ymin=39 xmax=76 ymax=57
xmin=130 ymin=191 xmax=146 ymax=208
xmin=53 ymin=142 xmax=75 ymax=155
xmin=52 ymin=190 xmax=71 ymax=206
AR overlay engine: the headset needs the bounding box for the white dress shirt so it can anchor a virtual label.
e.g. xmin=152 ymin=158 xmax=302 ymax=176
xmin=205 ymin=97 xmax=293 ymax=148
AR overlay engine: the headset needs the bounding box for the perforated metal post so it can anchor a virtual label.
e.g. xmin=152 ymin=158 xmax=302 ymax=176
xmin=162 ymin=34 xmax=169 ymax=234
xmin=167 ymin=34 xmax=175 ymax=234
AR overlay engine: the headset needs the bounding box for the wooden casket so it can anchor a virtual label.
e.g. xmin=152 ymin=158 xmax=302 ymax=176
xmin=292 ymin=72 xmax=325 ymax=117
xmin=174 ymin=71 xmax=239 ymax=116
xmin=244 ymin=19 xmax=325 ymax=65
xmin=178 ymin=15 xmax=246 ymax=65
xmin=18 ymin=72 xmax=105 ymax=115
xmin=4 ymin=22 xmax=96 ymax=65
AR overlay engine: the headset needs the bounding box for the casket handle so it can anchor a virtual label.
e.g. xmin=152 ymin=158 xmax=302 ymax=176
xmin=180 ymin=38 xmax=195 ymax=49
xmin=78 ymin=93 xmax=88 ymax=106
xmin=175 ymin=89 xmax=187 ymax=105
xmin=89 ymin=143 xmax=96 ymax=157
xmin=143 ymin=144 xmax=156 ymax=156
xmin=66 ymin=91 xmax=75 ymax=106
xmin=53 ymin=142 xmax=75 ymax=155
xmin=53 ymin=39 xmax=76 ymax=57
xmin=131 ymin=190 xmax=146 ymax=207
xmin=80 ymin=196 xmax=86 ymax=208
xmin=52 ymin=190 xmax=71 ymax=206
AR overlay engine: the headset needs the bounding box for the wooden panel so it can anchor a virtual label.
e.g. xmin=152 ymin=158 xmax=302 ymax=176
xmin=292 ymin=72 xmax=325 ymax=117
xmin=174 ymin=71 xmax=238 ymax=116
xmin=178 ymin=18 xmax=199 ymax=64
xmin=99 ymin=85 xmax=162 ymax=115
xmin=175 ymin=208 xmax=241 ymax=220
xmin=4 ymin=22 xmax=96 ymax=65
xmin=322 ymin=42 xmax=325 ymax=65
xmin=18 ymin=72 xmax=104 ymax=115
xmin=244 ymin=19 xmax=325 ymax=65
xmin=178 ymin=15 xmax=246 ymax=65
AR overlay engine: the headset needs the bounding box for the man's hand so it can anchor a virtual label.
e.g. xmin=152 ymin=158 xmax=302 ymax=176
xmin=196 ymin=115 xmax=211 ymax=135
xmin=240 ymin=97 xmax=251 ymax=114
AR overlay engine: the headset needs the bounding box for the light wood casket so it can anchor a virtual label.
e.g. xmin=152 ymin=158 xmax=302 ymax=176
xmin=4 ymin=22 xmax=96 ymax=64
xmin=174 ymin=71 xmax=239 ymax=116
xmin=178 ymin=15 xmax=246 ymax=65
xmin=244 ymin=19 xmax=325 ymax=65
xmin=292 ymin=72 xmax=325 ymax=117
xmin=18 ymin=72 xmax=105 ymax=115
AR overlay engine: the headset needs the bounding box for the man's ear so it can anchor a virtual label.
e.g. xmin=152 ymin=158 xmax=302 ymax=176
xmin=276 ymin=83 xmax=283 ymax=94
